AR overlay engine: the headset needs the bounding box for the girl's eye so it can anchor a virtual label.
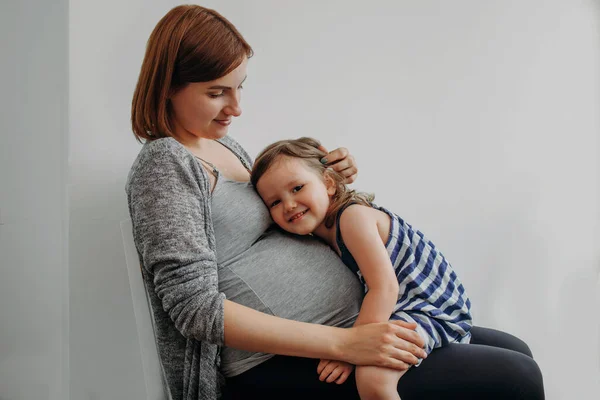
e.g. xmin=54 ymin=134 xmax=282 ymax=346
xmin=238 ymin=84 xmax=244 ymax=90
xmin=270 ymin=200 xmax=280 ymax=208
xmin=208 ymin=92 xmax=225 ymax=98
xmin=292 ymin=185 xmax=303 ymax=193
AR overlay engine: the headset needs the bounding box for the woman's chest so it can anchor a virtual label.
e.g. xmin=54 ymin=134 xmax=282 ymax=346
xmin=211 ymin=179 xmax=273 ymax=263
xmin=196 ymin=141 xmax=250 ymax=189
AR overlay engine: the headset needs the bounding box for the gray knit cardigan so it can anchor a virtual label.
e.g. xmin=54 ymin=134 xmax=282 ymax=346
xmin=126 ymin=136 xmax=253 ymax=399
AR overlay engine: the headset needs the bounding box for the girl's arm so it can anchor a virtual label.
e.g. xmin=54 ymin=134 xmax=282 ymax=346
xmin=339 ymin=205 xmax=400 ymax=326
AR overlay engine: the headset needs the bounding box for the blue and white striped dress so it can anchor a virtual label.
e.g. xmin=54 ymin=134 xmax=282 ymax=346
xmin=335 ymin=203 xmax=472 ymax=359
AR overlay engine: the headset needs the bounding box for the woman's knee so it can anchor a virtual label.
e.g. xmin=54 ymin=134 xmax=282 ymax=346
xmin=504 ymin=353 xmax=545 ymax=399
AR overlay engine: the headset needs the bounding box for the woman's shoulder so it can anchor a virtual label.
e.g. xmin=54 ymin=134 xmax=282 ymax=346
xmin=130 ymin=137 xmax=192 ymax=169
xmin=135 ymin=137 xmax=189 ymax=161
xmin=126 ymin=137 xmax=205 ymax=193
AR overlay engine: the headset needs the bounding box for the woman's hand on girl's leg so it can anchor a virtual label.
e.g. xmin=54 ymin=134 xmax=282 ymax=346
xmin=337 ymin=320 xmax=427 ymax=370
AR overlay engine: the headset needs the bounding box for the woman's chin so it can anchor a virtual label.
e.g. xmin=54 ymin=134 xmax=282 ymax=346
xmin=210 ymin=122 xmax=231 ymax=138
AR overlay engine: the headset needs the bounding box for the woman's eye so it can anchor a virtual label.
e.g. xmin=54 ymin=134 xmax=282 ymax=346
xmin=238 ymin=84 xmax=244 ymax=90
xmin=292 ymin=185 xmax=303 ymax=193
xmin=208 ymin=92 xmax=225 ymax=98
xmin=270 ymin=200 xmax=280 ymax=208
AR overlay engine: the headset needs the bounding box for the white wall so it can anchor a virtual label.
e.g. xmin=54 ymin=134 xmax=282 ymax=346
xmin=0 ymin=1 xmax=69 ymax=400
xmin=67 ymin=1 xmax=599 ymax=399
xmin=68 ymin=2 xmax=182 ymax=399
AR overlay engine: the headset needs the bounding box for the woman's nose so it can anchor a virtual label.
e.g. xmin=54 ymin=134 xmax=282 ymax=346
xmin=224 ymin=91 xmax=242 ymax=117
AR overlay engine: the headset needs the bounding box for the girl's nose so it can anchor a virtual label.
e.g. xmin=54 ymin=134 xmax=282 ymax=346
xmin=284 ymin=200 xmax=297 ymax=213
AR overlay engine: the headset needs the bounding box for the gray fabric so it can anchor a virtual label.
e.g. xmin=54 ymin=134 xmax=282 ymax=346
xmin=126 ymin=136 xmax=364 ymax=399
xmin=210 ymin=178 xmax=363 ymax=376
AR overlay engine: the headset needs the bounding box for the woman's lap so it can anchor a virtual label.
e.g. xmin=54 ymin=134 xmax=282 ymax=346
xmin=398 ymin=326 xmax=544 ymax=399
xmin=222 ymin=356 xmax=358 ymax=399
xmin=469 ymin=325 xmax=534 ymax=357
xmin=223 ymin=326 xmax=544 ymax=400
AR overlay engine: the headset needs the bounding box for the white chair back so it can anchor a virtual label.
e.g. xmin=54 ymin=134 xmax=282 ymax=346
xmin=120 ymin=219 xmax=169 ymax=400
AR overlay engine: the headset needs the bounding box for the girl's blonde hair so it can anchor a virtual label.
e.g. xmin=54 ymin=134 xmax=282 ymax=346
xmin=251 ymin=137 xmax=374 ymax=228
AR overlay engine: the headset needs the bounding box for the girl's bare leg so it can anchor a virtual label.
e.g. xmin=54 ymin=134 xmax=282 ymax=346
xmin=355 ymin=365 xmax=407 ymax=400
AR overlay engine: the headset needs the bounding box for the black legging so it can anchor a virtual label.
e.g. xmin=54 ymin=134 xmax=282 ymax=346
xmin=223 ymin=326 xmax=545 ymax=399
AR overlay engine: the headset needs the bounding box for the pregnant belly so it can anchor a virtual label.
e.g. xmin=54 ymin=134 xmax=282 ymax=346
xmin=218 ymin=229 xmax=363 ymax=327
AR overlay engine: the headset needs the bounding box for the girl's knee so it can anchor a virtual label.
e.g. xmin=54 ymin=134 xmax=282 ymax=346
xmin=356 ymin=383 xmax=398 ymax=400
xmin=356 ymin=366 xmax=402 ymax=400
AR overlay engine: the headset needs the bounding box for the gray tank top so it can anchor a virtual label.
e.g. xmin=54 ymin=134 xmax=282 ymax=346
xmin=210 ymin=175 xmax=364 ymax=377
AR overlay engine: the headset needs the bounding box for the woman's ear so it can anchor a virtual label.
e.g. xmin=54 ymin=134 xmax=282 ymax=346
xmin=167 ymin=83 xmax=181 ymax=99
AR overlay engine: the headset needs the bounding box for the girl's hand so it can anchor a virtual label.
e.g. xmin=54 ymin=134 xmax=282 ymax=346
xmin=337 ymin=320 xmax=427 ymax=370
xmin=317 ymin=359 xmax=354 ymax=384
xmin=317 ymin=145 xmax=358 ymax=184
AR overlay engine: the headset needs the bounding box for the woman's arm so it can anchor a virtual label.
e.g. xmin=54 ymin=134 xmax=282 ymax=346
xmin=224 ymin=300 xmax=425 ymax=368
xmin=339 ymin=205 xmax=400 ymax=326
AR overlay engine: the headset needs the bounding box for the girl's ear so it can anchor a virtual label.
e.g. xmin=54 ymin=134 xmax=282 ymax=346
xmin=324 ymin=171 xmax=337 ymax=196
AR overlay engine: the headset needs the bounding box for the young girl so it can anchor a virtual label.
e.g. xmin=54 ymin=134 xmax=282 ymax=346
xmin=251 ymin=137 xmax=473 ymax=400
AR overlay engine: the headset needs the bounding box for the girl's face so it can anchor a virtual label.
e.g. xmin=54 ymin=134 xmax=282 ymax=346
xmin=169 ymin=57 xmax=248 ymax=141
xmin=256 ymin=156 xmax=336 ymax=235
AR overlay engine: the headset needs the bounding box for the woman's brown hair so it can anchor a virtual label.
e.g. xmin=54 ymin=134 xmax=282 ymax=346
xmin=251 ymin=137 xmax=374 ymax=228
xmin=131 ymin=5 xmax=253 ymax=142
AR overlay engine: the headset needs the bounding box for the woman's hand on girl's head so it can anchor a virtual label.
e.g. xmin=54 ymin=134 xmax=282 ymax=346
xmin=336 ymin=320 xmax=427 ymax=371
xmin=317 ymin=145 xmax=358 ymax=184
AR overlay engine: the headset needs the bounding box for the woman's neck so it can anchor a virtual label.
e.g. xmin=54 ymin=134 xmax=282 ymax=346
xmin=175 ymin=134 xmax=212 ymax=152
xmin=171 ymin=125 xmax=216 ymax=153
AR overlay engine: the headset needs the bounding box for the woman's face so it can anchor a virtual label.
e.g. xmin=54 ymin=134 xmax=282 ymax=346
xmin=169 ymin=57 xmax=248 ymax=140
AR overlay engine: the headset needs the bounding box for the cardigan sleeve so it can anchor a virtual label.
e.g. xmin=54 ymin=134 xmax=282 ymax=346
xmin=126 ymin=139 xmax=225 ymax=345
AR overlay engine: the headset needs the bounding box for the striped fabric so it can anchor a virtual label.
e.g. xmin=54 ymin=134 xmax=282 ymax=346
xmin=335 ymin=204 xmax=472 ymax=359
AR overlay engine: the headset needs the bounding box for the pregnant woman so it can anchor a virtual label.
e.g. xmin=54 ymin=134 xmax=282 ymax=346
xmin=126 ymin=4 xmax=545 ymax=399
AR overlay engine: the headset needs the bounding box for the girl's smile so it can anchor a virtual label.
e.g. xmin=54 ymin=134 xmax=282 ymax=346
xmin=255 ymin=156 xmax=336 ymax=236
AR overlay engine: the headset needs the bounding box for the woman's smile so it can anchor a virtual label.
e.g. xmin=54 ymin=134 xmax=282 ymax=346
xmin=214 ymin=119 xmax=231 ymax=126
